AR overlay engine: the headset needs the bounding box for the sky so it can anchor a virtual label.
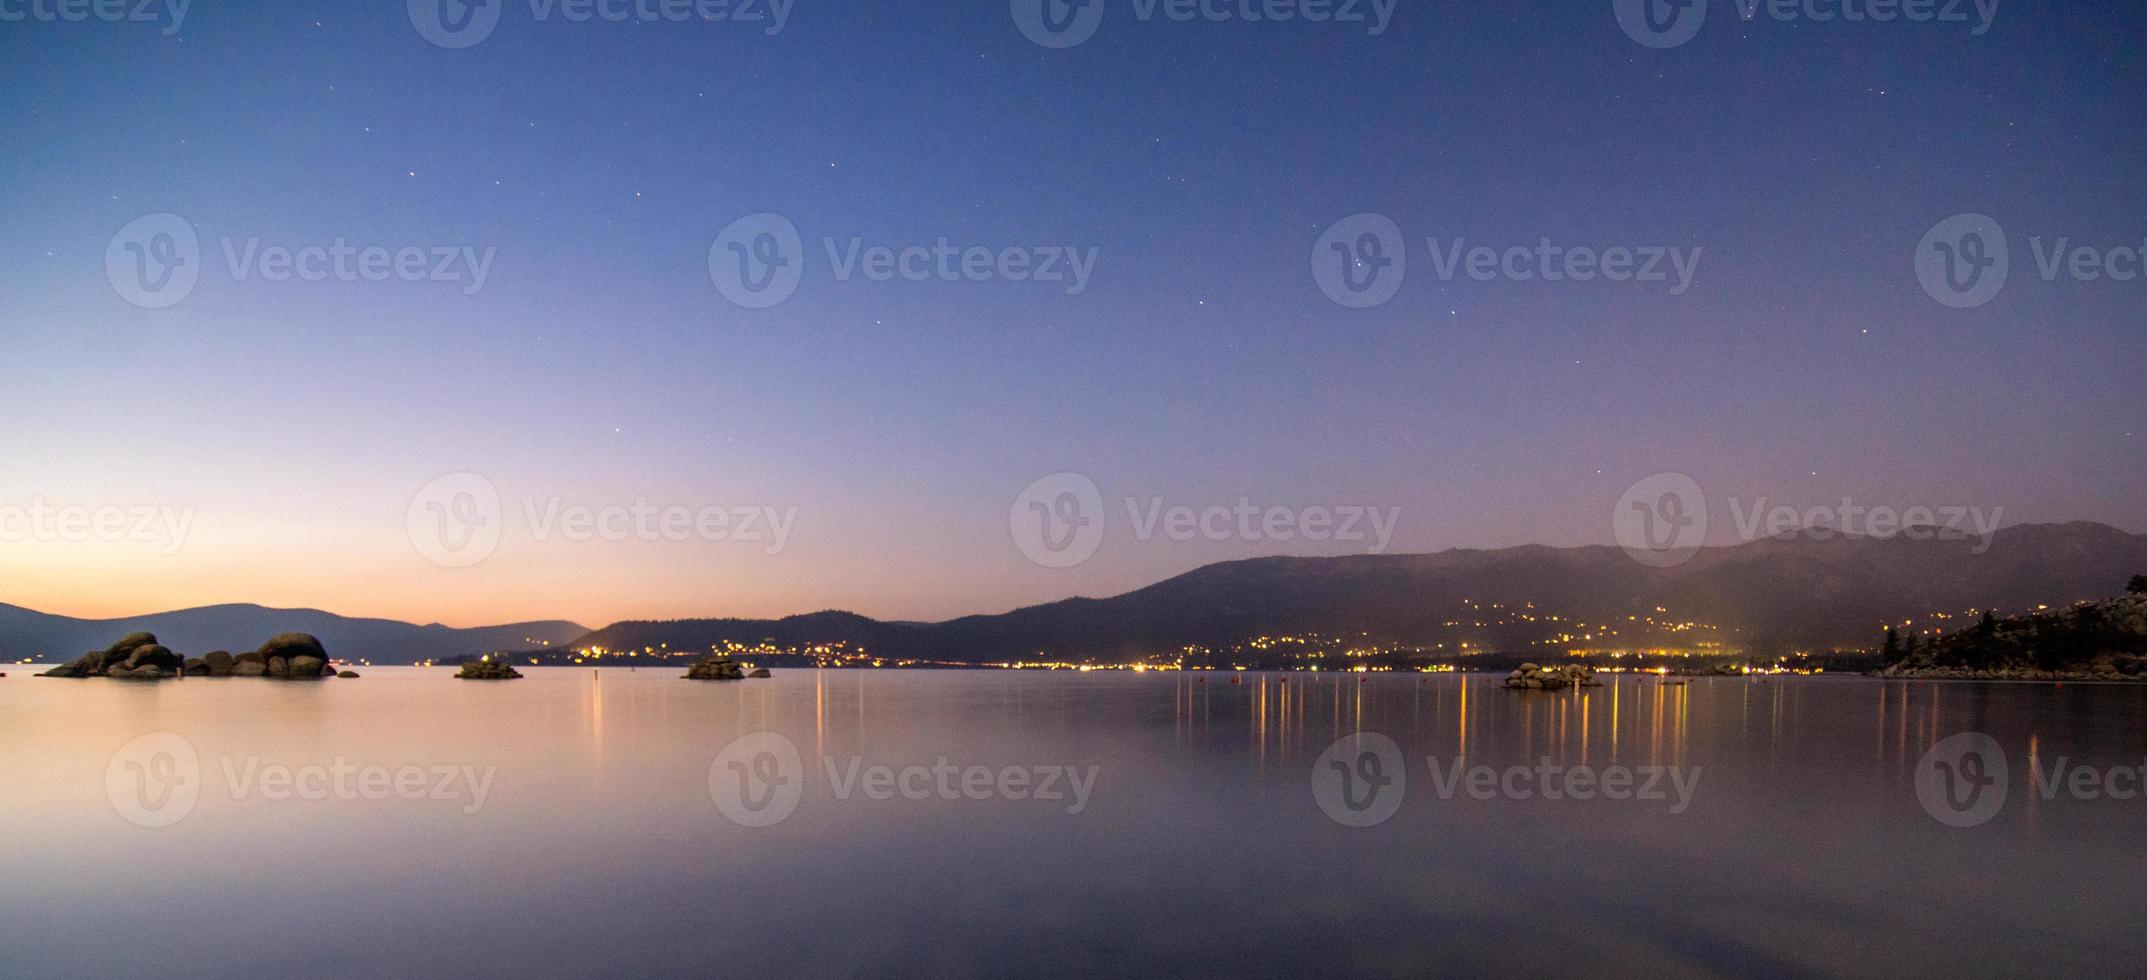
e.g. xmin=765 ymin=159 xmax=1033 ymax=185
xmin=1 ymin=0 xmax=2142 ymax=628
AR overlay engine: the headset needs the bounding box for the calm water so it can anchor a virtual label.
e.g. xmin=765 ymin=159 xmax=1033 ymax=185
xmin=4 ymin=668 xmax=2146 ymax=978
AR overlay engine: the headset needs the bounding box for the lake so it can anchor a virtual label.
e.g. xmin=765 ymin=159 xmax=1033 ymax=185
xmin=4 ymin=668 xmax=2145 ymax=978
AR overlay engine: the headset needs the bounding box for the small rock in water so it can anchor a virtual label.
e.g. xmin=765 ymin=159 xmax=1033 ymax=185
xmin=1502 ymin=663 xmax=1601 ymax=691
xmin=456 ymin=657 xmax=524 ymax=680
xmin=683 ymin=656 xmax=747 ymax=680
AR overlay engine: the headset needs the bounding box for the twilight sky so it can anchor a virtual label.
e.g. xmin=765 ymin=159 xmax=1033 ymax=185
xmin=1 ymin=1 xmax=2142 ymax=628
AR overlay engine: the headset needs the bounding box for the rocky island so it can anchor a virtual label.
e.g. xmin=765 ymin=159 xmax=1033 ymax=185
xmin=39 ymin=632 xmax=338 ymax=680
xmin=1502 ymin=663 xmax=1601 ymax=691
xmin=455 ymin=655 xmax=523 ymax=680
xmin=683 ymin=654 xmax=770 ymax=680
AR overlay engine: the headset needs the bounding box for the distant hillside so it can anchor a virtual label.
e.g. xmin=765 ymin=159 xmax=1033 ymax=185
xmin=570 ymin=522 xmax=2147 ymax=664
xmin=1882 ymin=590 xmax=2147 ymax=680
xmin=0 ymin=603 xmax=587 ymax=665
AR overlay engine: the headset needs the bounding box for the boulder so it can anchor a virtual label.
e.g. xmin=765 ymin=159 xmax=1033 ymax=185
xmin=337 ymin=671 xmax=361 ymax=679
xmin=105 ymin=632 xmax=158 ymax=656
xmin=124 ymin=645 xmax=184 ymax=673
xmin=203 ymin=651 xmax=235 ymax=676
xmin=287 ymin=656 xmax=326 ymax=680
xmin=267 ymin=656 xmax=289 ymax=678
xmin=235 ymin=650 xmax=267 ymax=666
xmin=40 ymin=653 xmax=102 ymax=678
xmin=748 ymin=668 xmax=771 ymax=678
xmin=233 ymin=660 xmax=269 ymax=677
xmin=182 ymin=658 xmax=210 ymax=677
xmin=257 ymin=633 xmax=328 ymax=664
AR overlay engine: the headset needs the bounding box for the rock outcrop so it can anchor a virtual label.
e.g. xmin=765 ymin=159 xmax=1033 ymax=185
xmin=37 ymin=633 xmax=339 ymax=680
xmin=1882 ymin=592 xmax=2147 ymax=681
xmin=1502 ymin=663 xmax=1602 ymax=691
xmin=683 ymin=655 xmax=747 ymax=680
xmin=455 ymin=656 xmax=523 ymax=680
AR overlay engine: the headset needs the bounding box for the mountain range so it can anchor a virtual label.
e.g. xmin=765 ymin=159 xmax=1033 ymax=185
xmin=6 ymin=522 xmax=2144 ymax=666
xmin=0 ymin=603 xmax=586 ymax=665
xmin=574 ymin=521 xmax=2147 ymax=664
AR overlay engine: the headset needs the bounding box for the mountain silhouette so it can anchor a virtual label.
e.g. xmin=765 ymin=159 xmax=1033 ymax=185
xmin=573 ymin=522 xmax=2147 ymax=663
xmin=0 ymin=603 xmax=586 ymax=664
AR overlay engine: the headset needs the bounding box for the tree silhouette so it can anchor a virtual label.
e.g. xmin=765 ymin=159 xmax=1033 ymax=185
xmin=2129 ymin=574 xmax=2147 ymax=595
